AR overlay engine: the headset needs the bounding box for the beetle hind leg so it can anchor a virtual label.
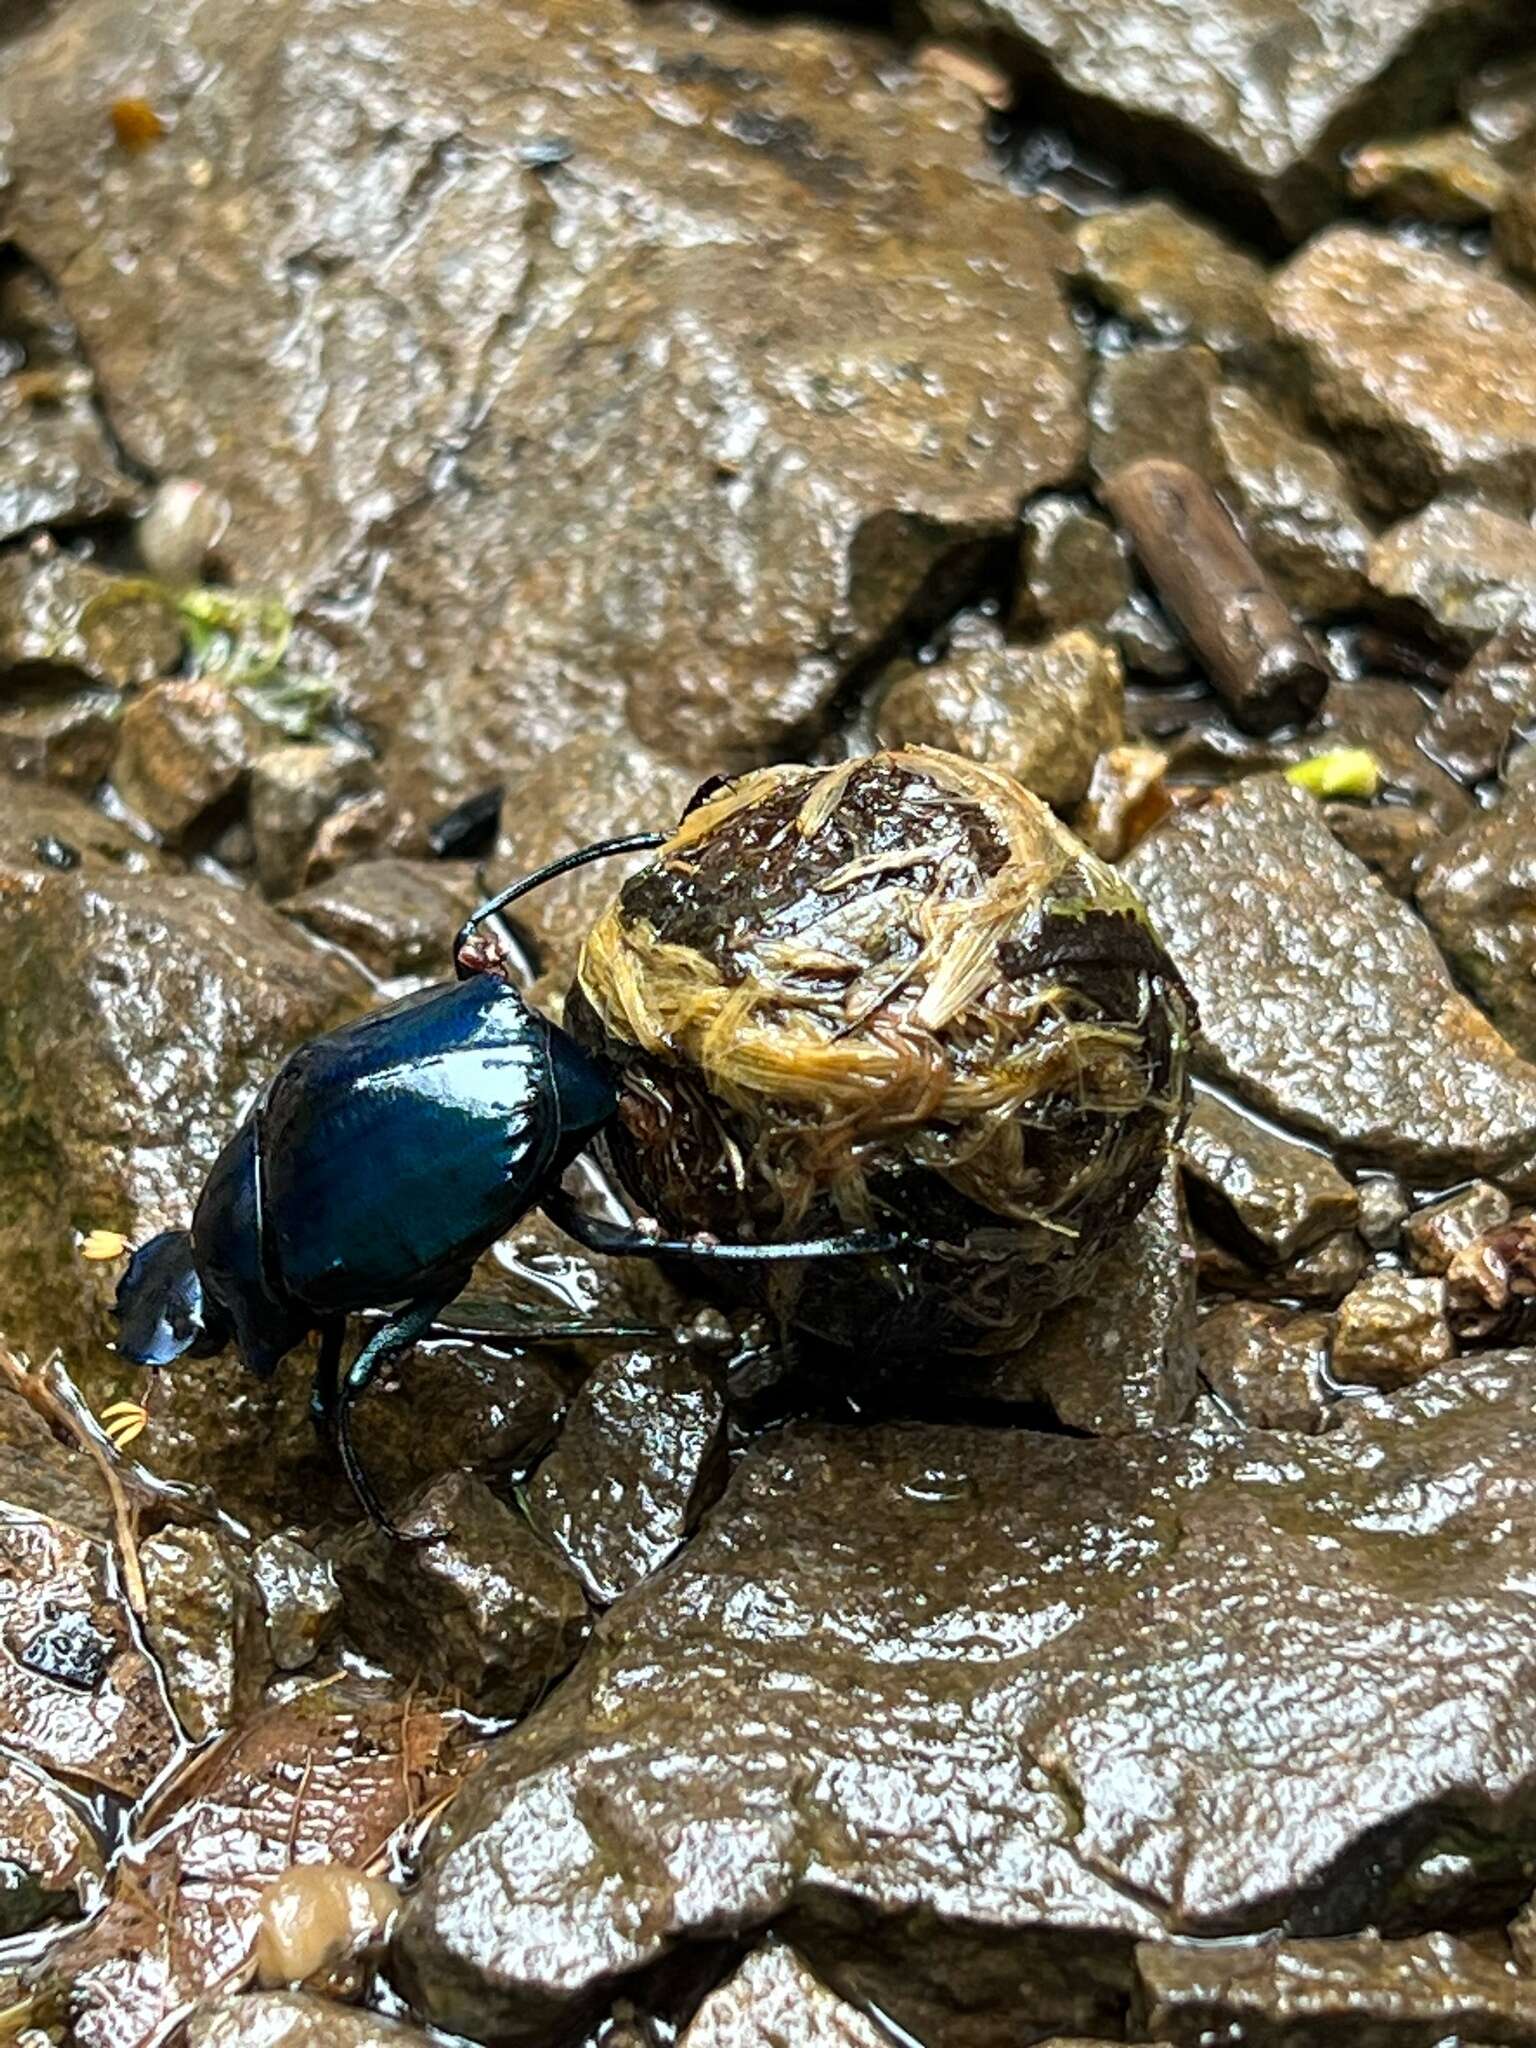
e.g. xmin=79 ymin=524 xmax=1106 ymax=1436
xmin=308 ymin=1318 xmax=346 ymax=1452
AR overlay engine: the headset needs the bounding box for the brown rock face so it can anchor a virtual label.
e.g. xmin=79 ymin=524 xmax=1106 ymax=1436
xmin=1270 ymin=228 xmax=1536 ymax=513
xmin=397 ymin=1359 xmax=1536 ymax=2043
xmin=1417 ymin=755 xmax=1536 ymax=1061
xmin=569 ymin=750 xmax=1192 ymax=1359
xmin=1124 ymin=775 xmax=1536 ymax=1187
xmin=912 ymin=0 xmax=1510 ymax=236
xmin=0 ymin=0 xmax=1085 ymax=835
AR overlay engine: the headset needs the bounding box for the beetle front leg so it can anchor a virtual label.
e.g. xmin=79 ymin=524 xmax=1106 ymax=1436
xmin=541 ymin=1186 xmax=926 ymax=1264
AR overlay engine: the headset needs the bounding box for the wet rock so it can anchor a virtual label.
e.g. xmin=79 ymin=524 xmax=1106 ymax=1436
xmin=1424 ymin=625 xmax=1536 ymax=784
xmin=304 ymin=789 xmax=390 ymax=883
xmin=189 ymin=1992 xmax=436 ymax=2048
xmin=1499 ymin=160 xmax=1536 ymax=282
xmin=1197 ymin=1221 xmax=1367 ymax=1309
xmin=249 ymin=741 xmax=378 ymax=899
xmin=1112 ymin=588 xmax=1191 ymax=680
xmin=679 ymin=1944 xmax=890 ymax=2048
xmin=470 ymin=1202 xmax=691 ymax=1362
xmin=1179 ymin=1091 xmax=1358 ymax=1268
xmin=1196 ymin=1303 xmax=1333 ymax=1433
xmin=1072 ymin=743 xmax=1172 ymax=862
xmin=112 ymin=678 xmax=251 ymax=839
xmin=1357 ymin=1177 xmax=1410 ymax=1251
xmin=252 ymin=1532 xmax=341 ymax=1674
xmin=1070 ymin=201 xmax=1270 ymax=358
xmin=0 ymin=1753 xmax=104 ymax=1934
xmin=397 ymin=1358 xmax=1536 ymax=2043
xmin=0 ymin=683 xmax=119 ymax=789
xmin=978 ymin=1163 xmax=1198 ymax=1434
xmin=0 ymin=860 xmax=364 ymax=1372
xmin=1418 ymin=756 xmax=1536 ymax=1060
xmin=875 ymin=624 xmax=1124 ymax=808
xmin=919 ymin=0 xmax=1515 ymax=235
xmin=0 ymin=0 xmax=1085 ymax=831
xmin=49 ymin=1689 xmax=470 ymax=2048
xmin=142 ymin=1524 xmax=265 ymax=1744
xmin=1347 ymin=128 xmax=1508 ymax=221
xmin=329 ymin=1472 xmax=588 ymax=1715
xmin=1123 ymin=775 xmax=1536 ymax=1187
xmin=1445 ymin=1216 xmax=1536 ymax=1344
xmin=484 ymin=734 xmax=696 ymax=991
xmin=348 ymin=1337 xmax=566 ymax=1506
xmin=1138 ymin=1930 xmax=1536 ymax=2045
xmin=1014 ymin=493 xmax=1135 ymax=640
xmin=1270 ymin=229 xmax=1536 ymax=515
xmin=0 ymin=543 xmax=181 ymax=690
xmin=0 ymin=768 xmax=165 ymax=877
xmin=1332 ymin=1270 xmax=1453 ymax=1390
xmin=1368 ymin=498 xmax=1536 ymax=650
xmin=0 ymin=370 xmax=142 ymax=544
xmin=1403 ymin=1182 xmax=1512 ymax=1275
xmin=280 ymin=859 xmax=479 ymax=981
xmin=1204 ymin=384 xmax=1374 ymax=618
xmin=526 ymin=1347 xmax=725 ymax=1605
xmin=1089 ymin=343 xmax=1222 ymax=484
xmin=1463 ymin=52 xmax=1536 ymax=155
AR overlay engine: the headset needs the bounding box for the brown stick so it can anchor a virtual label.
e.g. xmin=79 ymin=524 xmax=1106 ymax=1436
xmin=1103 ymin=458 xmax=1331 ymax=735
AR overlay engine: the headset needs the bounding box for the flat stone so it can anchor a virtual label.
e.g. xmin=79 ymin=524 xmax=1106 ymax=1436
xmin=1332 ymin=1269 xmax=1453 ymax=1390
xmin=875 ymin=624 xmax=1124 ymax=808
xmin=1417 ymin=755 xmax=1536 ymax=1060
xmin=1089 ymin=343 xmax=1222 ymax=484
xmin=681 ymin=1945 xmax=890 ymax=2048
xmin=1347 ymin=127 xmax=1509 ymax=221
xmin=329 ymin=1471 xmax=589 ymax=1716
xmin=0 ymin=684 xmax=118 ymax=790
xmin=977 ymin=1163 xmax=1198 ymax=1434
xmin=1123 ymin=774 xmax=1536 ymax=1187
xmin=1270 ymin=229 xmax=1536 ymax=514
xmin=1368 ymin=498 xmax=1536 ymax=649
xmin=526 ymin=1346 xmax=725 ymax=1606
xmin=1403 ymin=1181 xmax=1512 ymax=1275
xmin=1179 ymin=1091 xmax=1359 ymax=1268
xmin=1070 ymin=201 xmax=1271 ymax=357
xmin=250 ymin=1532 xmax=341 ymax=1673
xmin=280 ymin=858 xmax=479 ymax=981
xmin=348 ymin=1336 xmax=566 ymax=1508
xmin=112 ymin=678 xmax=251 ymax=839
xmin=1196 ymin=1302 xmax=1333 ymax=1433
xmin=141 ymin=1524 xmax=266 ymax=1745
xmin=396 ymin=1358 xmax=1536 ymax=2044
xmin=1424 ymin=625 xmax=1536 ymax=784
xmin=0 ymin=767 xmax=166 ymax=877
xmin=1196 ymin=1222 xmax=1366 ymax=1309
xmin=0 ymin=0 xmax=1084 ymax=835
xmin=1139 ymin=1931 xmax=1536 ymax=2045
xmin=189 ymin=1993 xmax=436 ymax=2048
xmin=913 ymin=0 xmax=1514 ymax=236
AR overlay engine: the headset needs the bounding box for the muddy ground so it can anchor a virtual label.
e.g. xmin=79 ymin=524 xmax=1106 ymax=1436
xmin=6 ymin=0 xmax=1536 ymax=2041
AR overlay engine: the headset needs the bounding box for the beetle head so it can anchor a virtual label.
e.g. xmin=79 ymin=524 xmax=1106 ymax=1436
xmin=111 ymin=1230 xmax=231 ymax=1368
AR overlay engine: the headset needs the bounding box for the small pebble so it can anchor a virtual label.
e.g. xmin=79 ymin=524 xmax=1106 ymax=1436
xmin=252 ymin=1863 xmax=399 ymax=1988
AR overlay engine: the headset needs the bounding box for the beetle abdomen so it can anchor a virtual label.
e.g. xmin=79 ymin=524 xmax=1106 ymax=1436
xmin=262 ymin=976 xmax=556 ymax=1312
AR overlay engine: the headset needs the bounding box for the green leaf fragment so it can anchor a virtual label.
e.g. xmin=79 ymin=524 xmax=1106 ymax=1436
xmin=1285 ymin=748 xmax=1381 ymax=801
xmin=177 ymin=585 xmax=335 ymax=739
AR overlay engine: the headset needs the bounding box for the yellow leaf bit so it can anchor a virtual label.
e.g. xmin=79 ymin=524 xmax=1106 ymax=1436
xmin=1285 ymin=748 xmax=1381 ymax=801
xmin=81 ymin=1229 xmax=129 ymax=1262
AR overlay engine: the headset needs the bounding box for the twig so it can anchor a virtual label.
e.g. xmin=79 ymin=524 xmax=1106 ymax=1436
xmin=0 ymin=1341 xmax=149 ymax=1619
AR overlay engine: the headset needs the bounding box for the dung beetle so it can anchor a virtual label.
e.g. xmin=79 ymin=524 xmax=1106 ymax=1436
xmin=111 ymin=827 xmax=916 ymax=1536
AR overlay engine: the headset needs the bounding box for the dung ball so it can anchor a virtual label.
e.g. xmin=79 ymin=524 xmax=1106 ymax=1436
xmin=567 ymin=748 xmax=1194 ymax=1359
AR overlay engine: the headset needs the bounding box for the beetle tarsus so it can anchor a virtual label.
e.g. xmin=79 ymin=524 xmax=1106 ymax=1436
xmin=542 ymin=1185 xmax=920 ymax=1264
xmin=308 ymin=1318 xmax=345 ymax=1452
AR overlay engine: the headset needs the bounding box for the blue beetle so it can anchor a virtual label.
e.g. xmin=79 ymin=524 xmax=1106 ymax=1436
xmin=111 ymin=830 xmax=911 ymax=1535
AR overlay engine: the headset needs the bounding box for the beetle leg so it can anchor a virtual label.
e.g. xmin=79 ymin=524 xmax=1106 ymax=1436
xmin=453 ymin=831 xmax=667 ymax=977
xmin=335 ymin=1294 xmax=456 ymax=1540
xmin=308 ymin=1318 xmax=346 ymax=1452
xmin=542 ymin=1186 xmax=929 ymax=1264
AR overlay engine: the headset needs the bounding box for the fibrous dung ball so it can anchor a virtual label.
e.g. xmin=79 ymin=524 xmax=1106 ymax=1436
xmin=567 ymin=747 xmax=1194 ymax=1359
